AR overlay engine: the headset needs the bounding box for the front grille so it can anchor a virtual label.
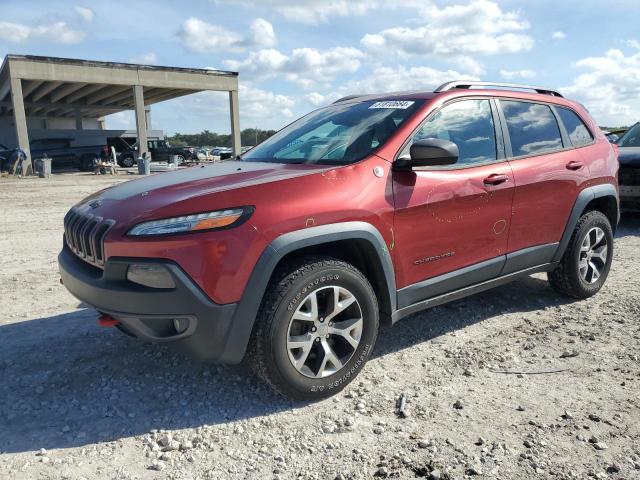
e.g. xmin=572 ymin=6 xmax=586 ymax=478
xmin=64 ymin=208 xmax=114 ymax=267
xmin=619 ymin=166 xmax=640 ymax=186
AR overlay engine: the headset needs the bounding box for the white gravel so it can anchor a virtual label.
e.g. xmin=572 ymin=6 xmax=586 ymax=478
xmin=1 ymin=173 xmax=639 ymax=479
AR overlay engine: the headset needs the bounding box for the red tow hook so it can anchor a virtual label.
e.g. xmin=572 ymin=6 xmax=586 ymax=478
xmin=98 ymin=314 xmax=119 ymax=328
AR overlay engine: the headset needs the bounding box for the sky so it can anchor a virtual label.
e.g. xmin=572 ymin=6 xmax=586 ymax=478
xmin=1 ymin=0 xmax=639 ymax=134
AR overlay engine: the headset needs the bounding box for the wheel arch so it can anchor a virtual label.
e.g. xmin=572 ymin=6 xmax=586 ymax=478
xmin=219 ymin=222 xmax=396 ymax=363
xmin=552 ymin=184 xmax=619 ymax=262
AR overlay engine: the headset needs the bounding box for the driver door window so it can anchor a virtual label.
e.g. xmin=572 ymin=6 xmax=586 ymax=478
xmin=401 ymin=99 xmax=498 ymax=166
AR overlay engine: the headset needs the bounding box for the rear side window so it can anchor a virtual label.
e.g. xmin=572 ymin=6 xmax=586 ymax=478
xmin=501 ymin=100 xmax=563 ymax=157
xmin=556 ymin=107 xmax=593 ymax=147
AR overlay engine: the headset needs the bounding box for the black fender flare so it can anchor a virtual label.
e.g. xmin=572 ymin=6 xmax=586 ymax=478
xmin=552 ymin=184 xmax=619 ymax=262
xmin=219 ymin=221 xmax=396 ymax=363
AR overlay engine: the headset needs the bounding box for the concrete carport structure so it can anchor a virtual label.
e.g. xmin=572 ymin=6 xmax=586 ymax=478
xmin=0 ymin=54 xmax=241 ymax=173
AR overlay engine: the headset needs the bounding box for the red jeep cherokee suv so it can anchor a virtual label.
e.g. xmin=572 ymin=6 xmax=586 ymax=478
xmin=59 ymin=81 xmax=619 ymax=400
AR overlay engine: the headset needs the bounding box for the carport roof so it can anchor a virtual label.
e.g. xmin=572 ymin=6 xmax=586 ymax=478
xmin=0 ymin=54 xmax=239 ymax=119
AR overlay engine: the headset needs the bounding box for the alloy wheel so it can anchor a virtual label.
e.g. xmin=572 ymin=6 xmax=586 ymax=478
xmin=286 ymin=286 xmax=363 ymax=378
xmin=579 ymin=226 xmax=608 ymax=284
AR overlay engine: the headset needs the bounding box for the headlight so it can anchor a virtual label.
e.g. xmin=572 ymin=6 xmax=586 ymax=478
xmin=128 ymin=207 xmax=252 ymax=236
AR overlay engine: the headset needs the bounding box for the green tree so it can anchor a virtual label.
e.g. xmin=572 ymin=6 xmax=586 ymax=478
xmin=167 ymin=129 xmax=276 ymax=148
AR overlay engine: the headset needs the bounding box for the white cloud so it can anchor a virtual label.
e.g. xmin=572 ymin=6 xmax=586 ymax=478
xmin=304 ymin=65 xmax=480 ymax=107
xmin=561 ymin=48 xmax=640 ymax=125
xmin=215 ymin=0 xmax=379 ymax=24
xmin=627 ymin=39 xmax=640 ymax=50
xmin=500 ymin=69 xmax=536 ymax=79
xmin=178 ymin=17 xmax=276 ymax=52
xmin=455 ymin=56 xmax=486 ymax=76
xmin=250 ymin=18 xmax=276 ymax=47
xmin=551 ymin=31 xmax=566 ymax=40
xmin=162 ymin=84 xmax=295 ymax=130
xmin=224 ymin=46 xmax=364 ymax=88
xmin=0 ymin=21 xmax=85 ymax=44
xmin=361 ymin=0 xmax=533 ymax=61
xmin=239 ymin=84 xmax=295 ymax=124
xmin=74 ymin=6 xmax=94 ymax=23
xmin=178 ymin=17 xmax=245 ymax=52
xmin=342 ymin=65 xmax=479 ymax=96
xmin=129 ymin=53 xmax=158 ymax=64
xmin=305 ymin=92 xmax=334 ymax=107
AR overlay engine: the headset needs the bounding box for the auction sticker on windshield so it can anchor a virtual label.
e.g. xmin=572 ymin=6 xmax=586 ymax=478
xmin=369 ymin=101 xmax=415 ymax=109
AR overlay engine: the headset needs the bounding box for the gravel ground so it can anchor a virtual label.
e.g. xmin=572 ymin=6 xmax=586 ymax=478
xmin=1 ymin=173 xmax=639 ymax=480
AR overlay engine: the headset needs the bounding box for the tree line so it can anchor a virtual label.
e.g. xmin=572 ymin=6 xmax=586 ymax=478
xmin=168 ymin=128 xmax=277 ymax=147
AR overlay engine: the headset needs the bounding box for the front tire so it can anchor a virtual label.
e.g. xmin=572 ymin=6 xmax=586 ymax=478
xmin=248 ymin=256 xmax=379 ymax=401
xmin=548 ymin=210 xmax=613 ymax=299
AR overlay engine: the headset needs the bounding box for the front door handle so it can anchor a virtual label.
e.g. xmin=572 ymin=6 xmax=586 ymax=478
xmin=566 ymin=160 xmax=584 ymax=170
xmin=483 ymin=173 xmax=509 ymax=185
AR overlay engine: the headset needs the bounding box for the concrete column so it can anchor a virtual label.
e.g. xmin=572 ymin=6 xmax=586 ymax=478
xmin=145 ymin=106 xmax=152 ymax=130
xmin=229 ymin=90 xmax=241 ymax=157
xmin=74 ymin=109 xmax=83 ymax=130
xmin=10 ymin=77 xmax=31 ymax=174
xmin=133 ymin=85 xmax=148 ymax=157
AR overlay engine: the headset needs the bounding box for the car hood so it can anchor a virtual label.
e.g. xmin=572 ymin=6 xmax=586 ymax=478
xmin=618 ymin=147 xmax=640 ymax=167
xmin=78 ymin=161 xmax=330 ymax=221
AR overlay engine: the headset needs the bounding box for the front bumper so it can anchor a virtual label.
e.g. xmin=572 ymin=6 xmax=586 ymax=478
xmin=58 ymin=246 xmax=245 ymax=363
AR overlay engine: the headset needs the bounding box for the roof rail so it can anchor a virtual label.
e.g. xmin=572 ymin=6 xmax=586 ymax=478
xmin=332 ymin=94 xmax=365 ymax=104
xmin=434 ymin=81 xmax=563 ymax=98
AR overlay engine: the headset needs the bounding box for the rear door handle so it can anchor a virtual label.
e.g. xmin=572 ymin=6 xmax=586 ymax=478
xmin=483 ymin=173 xmax=509 ymax=185
xmin=566 ymin=160 xmax=584 ymax=170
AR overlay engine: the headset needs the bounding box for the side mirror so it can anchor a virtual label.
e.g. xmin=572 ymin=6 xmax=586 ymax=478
xmin=395 ymin=138 xmax=459 ymax=170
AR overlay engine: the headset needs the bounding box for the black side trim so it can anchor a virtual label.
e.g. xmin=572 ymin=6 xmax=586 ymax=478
xmin=392 ymin=263 xmax=556 ymax=322
xmin=397 ymin=256 xmax=505 ymax=309
xmin=218 ymin=222 xmax=396 ymax=363
xmin=552 ymin=184 xmax=619 ymax=262
xmin=501 ymin=243 xmax=558 ymax=275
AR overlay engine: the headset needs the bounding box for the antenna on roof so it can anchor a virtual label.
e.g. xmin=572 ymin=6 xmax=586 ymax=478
xmin=434 ymin=81 xmax=563 ymax=98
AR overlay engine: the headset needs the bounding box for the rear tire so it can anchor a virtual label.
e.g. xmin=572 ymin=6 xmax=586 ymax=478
xmin=548 ymin=210 xmax=613 ymax=299
xmin=120 ymin=155 xmax=135 ymax=168
xmin=247 ymin=256 xmax=379 ymax=401
xmin=79 ymin=155 xmax=95 ymax=172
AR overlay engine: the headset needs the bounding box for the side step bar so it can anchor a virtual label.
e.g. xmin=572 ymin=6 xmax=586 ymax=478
xmin=391 ymin=262 xmax=557 ymax=322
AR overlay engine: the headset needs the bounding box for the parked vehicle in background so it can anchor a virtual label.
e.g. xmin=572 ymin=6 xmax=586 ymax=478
xmin=115 ymin=139 xmax=197 ymax=167
xmin=615 ymin=122 xmax=640 ymax=208
xmin=196 ymin=148 xmax=213 ymax=161
xmin=212 ymin=147 xmax=233 ymax=160
xmin=0 ymin=138 xmax=101 ymax=172
xmin=0 ymin=142 xmax=10 ymax=171
xmin=59 ymin=81 xmax=618 ymax=400
xmin=604 ymin=131 xmax=620 ymax=143
xmin=149 ymin=140 xmax=196 ymax=163
xmin=0 ymin=147 xmax=28 ymax=174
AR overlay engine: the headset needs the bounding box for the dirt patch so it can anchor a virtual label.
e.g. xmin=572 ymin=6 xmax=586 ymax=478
xmin=1 ymin=173 xmax=639 ymax=479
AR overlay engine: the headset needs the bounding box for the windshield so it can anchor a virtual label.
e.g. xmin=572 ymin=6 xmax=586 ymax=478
xmin=617 ymin=123 xmax=640 ymax=147
xmin=242 ymin=99 xmax=424 ymax=165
